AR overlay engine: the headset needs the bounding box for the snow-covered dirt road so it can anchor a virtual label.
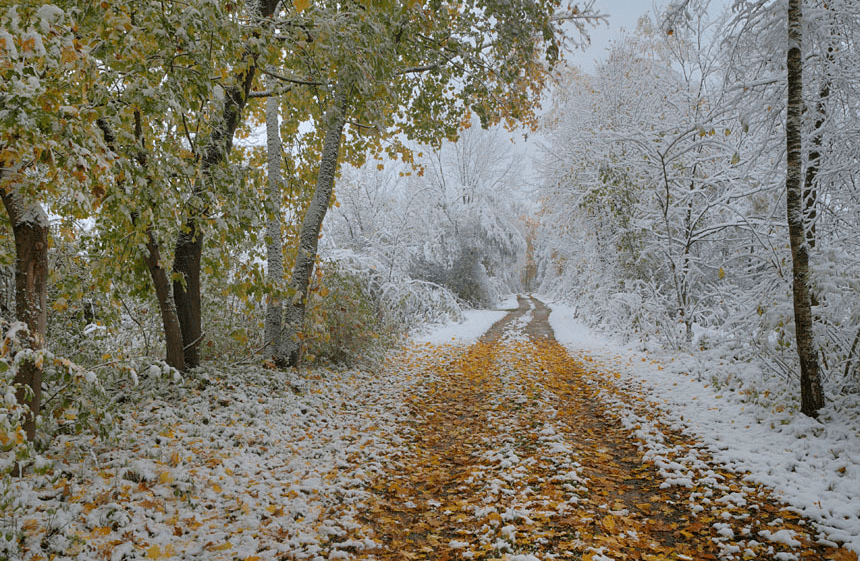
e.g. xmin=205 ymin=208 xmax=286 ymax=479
xmin=328 ymin=296 xmax=854 ymax=560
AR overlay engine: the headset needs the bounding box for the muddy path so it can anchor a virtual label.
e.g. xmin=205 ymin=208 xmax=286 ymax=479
xmin=329 ymin=296 xmax=846 ymax=560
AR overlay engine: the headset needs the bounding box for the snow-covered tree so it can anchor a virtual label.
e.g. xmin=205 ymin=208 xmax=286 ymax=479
xmin=538 ymin=0 xmax=860 ymax=410
xmin=322 ymin=130 xmax=524 ymax=314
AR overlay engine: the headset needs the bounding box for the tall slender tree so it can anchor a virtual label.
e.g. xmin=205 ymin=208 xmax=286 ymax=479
xmin=785 ymin=0 xmax=824 ymax=417
xmin=280 ymin=87 xmax=350 ymax=366
xmin=263 ymin=74 xmax=287 ymax=359
xmin=260 ymin=0 xmax=604 ymax=366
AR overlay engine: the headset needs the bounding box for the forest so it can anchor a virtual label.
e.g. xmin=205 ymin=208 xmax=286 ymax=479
xmin=1 ymin=0 xmax=859 ymax=559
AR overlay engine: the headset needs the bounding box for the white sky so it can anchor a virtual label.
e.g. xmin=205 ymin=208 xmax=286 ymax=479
xmin=567 ymin=0 xmax=656 ymax=73
xmin=566 ymin=0 xmax=733 ymax=73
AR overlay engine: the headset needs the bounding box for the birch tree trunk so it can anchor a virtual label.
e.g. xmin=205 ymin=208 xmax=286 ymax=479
xmin=0 ymin=186 xmax=48 ymax=441
xmin=264 ymin=75 xmax=285 ymax=360
xmin=281 ymin=90 xmax=349 ymax=367
xmin=786 ymin=0 xmax=825 ymax=417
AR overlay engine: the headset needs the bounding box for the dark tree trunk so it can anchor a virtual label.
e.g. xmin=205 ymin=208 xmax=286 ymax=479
xmin=281 ymin=91 xmax=349 ymax=367
xmin=99 ymin=117 xmax=186 ymax=370
xmin=172 ymin=228 xmax=203 ymax=369
xmin=171 ymin=71 xmax=255 ymax=370
xmin=143 ymin=229 xmax=186 ymax=370
xmin=171 ymin=1 xmax=277 ymax=368
xmin=786 ymin=0 xmax=825 ymax=417
xmin=1 ymin=187 xmax=48 ymax=441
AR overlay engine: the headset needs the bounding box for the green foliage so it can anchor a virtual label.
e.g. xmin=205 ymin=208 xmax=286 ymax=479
xmin=303 ymin=264 xmax=398 ymax=367
xmin=0 ymin=3 xmax=111 ymax=207
xmin=4 ymin=0 xmax=590 ymax=385
xmin=0 ymin=320 xmax=110 ymax=470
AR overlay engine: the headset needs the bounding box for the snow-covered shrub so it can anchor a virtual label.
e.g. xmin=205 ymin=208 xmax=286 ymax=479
xmin=0 ymin=321 xmax=180 ymax=475
xmin=0 ymin=323 xmax=37 ymax=473
xmin=303 ymin=263 xmax=397 ymax=367
xmin=409 ymin=248 xmax=494 ymax=308
xmin=322 ymin=249 xmax=464 ymax=332
xmin=377 ymin=278 xmax=464 ymax=329
xmin=0 ymin=321 xmax=111 ymax=472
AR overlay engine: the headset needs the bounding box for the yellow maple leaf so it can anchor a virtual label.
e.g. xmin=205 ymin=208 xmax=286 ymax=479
xmin=601 ymin=515 xmax=616 ymax=532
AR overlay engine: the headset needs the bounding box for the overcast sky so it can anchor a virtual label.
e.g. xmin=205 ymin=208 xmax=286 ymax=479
xmin=566 ymin=0 xmax=734 ymax=72
xmin=566 ymin=0 xmax=656 ymax=73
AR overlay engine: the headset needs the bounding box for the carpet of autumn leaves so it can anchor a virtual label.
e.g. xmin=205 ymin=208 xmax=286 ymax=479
xmin=326 ymin=296 xmax=857 ymax=561
xmin=7 ymin=296 xmax=858 ymax=560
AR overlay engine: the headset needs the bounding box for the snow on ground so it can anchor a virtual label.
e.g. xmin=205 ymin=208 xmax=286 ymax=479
xmin=412 ymin=309 xmax=508 ymax=345
xmin=4 ymin=299 xmax=512 ymax=561
xmin=9 ymin=294 xmax=857 ymax=558
xmin=3 ymin=361 xmax=420 ymax=560
xmin=545 ymin=298 xmax=860 ymax=553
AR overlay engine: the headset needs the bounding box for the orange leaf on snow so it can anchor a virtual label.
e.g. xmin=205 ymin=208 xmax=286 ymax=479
xmin=90 ymin=526 xmax=112 ymax=538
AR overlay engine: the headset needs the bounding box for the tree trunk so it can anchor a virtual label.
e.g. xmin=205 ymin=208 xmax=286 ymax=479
xmin=281 ymin=90 xmax=349 ymax=367
xmin=172 ymin=228 xmax=203 ymax=370
xmin=171 ymin=70 xmax=254 ymax=370
xmin=143 ymin=228 xmax=185 ymax=370
xmin=171 ymin=1 xmax=279 ymax=369
xmin=786 ymin=0 xmax=825 ymax=418
xmin=98 ymin=117 xmax=186 ymax=371
xmin=0 ymin=187 xmax=48 ymax=442
xmin=264 ymin=75 xmax=285 ymax=360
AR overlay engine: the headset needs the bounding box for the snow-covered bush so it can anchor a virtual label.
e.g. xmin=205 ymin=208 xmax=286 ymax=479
xmin=377 ymin=277 xmax=464 ymax=328
xmin=0 ymin=318 xmax=183 ymax=478
xmin=311 ymin=250 xmax=463 ymax=341
xmin=0 ymin=321 xmax=108 ymax=471
xmin=409 ymin=248 xmax=494 ymax=308
xmin=304 ymin=263 xmax=397 ymax=367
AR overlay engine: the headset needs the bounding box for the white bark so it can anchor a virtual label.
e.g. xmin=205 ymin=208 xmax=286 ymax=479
xmin=263 ymin=74 xmax=285 ymax=359
xmin=282 ymin=89 xmax=349 ymax=366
